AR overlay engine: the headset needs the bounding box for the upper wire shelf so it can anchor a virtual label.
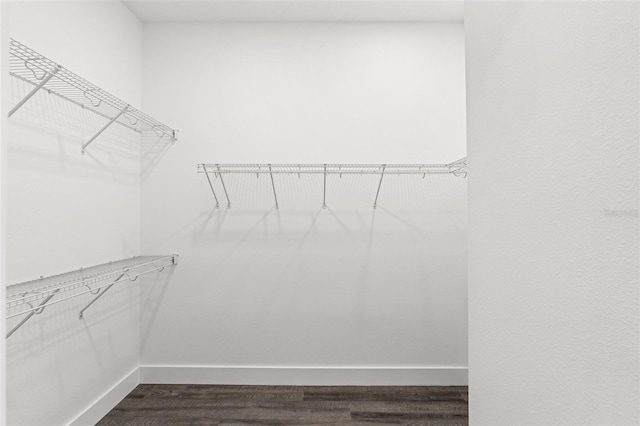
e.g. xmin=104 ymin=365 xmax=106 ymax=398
xmin=8 ymin=38 xmax=177 ymax=153
xmin=197 ymin=158 xmax=467 ymax=209
xmin=199 ymin=162 xmax=466 ymax=175
xmin=5 ymin=254 xmax=178 ymax=339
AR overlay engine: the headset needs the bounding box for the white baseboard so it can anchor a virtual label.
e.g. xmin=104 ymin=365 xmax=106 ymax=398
xmin=139 ymin=365 xmax=468 ymax=386
xmin=68 ymin=368 xmax=140 ymax=426
xmin=65 ymin=365 xmax=466 ymax=425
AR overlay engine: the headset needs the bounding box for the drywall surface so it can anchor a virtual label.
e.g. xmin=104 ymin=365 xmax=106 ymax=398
xmin=1 ymin=3 xmax=9 ymax=424
xmin=6 ymin=1 xmax=143 ymax=284
xmin=140 ymin=23 xmax=467 ymax=380
xmin=5 ymin=2 xmax=143 ymax=425
xmin=466 ymin=2 xmax=639 ymax=425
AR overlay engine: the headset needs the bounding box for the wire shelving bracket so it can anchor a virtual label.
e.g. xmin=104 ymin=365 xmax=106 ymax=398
xmin=5 ymin=254 xmax=178 ymax=339
xmin=197 ymin=158 xmax=467 ymax=209
xmin=8 ymin=38 xmax=178 ymax=154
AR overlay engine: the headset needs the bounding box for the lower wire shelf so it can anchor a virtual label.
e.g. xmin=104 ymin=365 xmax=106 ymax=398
xmin=5 ymin=254 xmax=178 ymax=339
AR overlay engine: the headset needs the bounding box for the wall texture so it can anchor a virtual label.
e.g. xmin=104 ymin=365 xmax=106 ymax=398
xmin=6 ymin=1 xmax=143 ymax=284
xmin=5 ymin=2 xmax=143 ymax=425
xmin=139 ymin=23 xmax=468 ymax=382
xmin=1 ymin=2 xmax=9 ymax=424
xmin=466 ymin=2 xmax=639 ymax=425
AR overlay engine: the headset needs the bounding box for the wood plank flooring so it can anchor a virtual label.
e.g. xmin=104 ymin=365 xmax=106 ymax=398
xmin=98 ymin=385 xmax=468 ymax=426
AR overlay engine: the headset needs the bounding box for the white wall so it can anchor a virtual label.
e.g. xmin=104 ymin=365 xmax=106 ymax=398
xmin=466 ymin=2 xmax=639 ymax=425
xmin=7 ymin=1 xmax=143 ymax=283
xmin=140 ymin=23 xmax=467 ymax=381
xmin=5 ymin=2 xmax=143 ymax=425
xmin=1 ymin=2 xmax=9 ymax=424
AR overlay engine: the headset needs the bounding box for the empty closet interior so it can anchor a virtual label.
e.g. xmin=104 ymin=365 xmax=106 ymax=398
xmin=2 ymin=2 xmax=468 ymax=425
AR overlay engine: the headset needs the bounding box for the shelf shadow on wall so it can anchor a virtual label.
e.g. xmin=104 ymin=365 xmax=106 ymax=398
xmin=5 ymin=274 xmax=159 ymax=403
xmin=355 ymin=208 xmax=376 ymax=320
xmin=140 ymin=267 xmax=176 ymax=351
xmin=257 ymin=208 xmax=323 ymax=315
xmin=192 ymin=206 xmax=277 ymax=263
xmin=141 ymin=132 xmax=175 ymax=182
xmin=184 ymin=174 xmax=467 ymax=345
xmin=7 ymin=76 xmax=174 ymax=181
xmin=8 ymin=105 xmax=139 ymax=181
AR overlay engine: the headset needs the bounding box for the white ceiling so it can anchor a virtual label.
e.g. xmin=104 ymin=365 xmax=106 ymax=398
xmin=123 ymin=0 xmax=464 ymax=23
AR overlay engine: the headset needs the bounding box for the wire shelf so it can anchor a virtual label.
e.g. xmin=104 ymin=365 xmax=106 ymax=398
xmin=198 ymin=160 xmax=467 ymax=176
xmin=5 ymin=255 xmax=178 ymax=338
xmin=8 ymin=38 xmax=177 ymax=152
xmin=197 ymin=158 xmax=467 ymax=209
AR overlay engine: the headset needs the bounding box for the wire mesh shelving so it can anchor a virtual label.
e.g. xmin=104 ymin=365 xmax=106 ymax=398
xmin=197 ymin=158 xmax=467 ymax=209
xmin=8 ymin=38 xmax=177 ymax=153
xmin=5 ymin=254 xmax=178 ymax=339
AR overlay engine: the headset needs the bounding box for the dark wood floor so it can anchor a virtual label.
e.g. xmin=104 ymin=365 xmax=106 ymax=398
xmin=98 ymin=385 xmax=468 ymax=426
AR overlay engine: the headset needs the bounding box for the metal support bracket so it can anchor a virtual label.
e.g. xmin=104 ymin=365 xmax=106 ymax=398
xmin=6 ymin=289 xmax=60 ymax=339
xmin=79 ymin=272 xmax=126 ymax=319
xmin=217 ymin=165 xmax=231 ymax=208
xmin=269 ymin=164 xmax=279 ymax=209
xmin=204 ymin=172 xmax=220 ymax=209
xmin=447 ymin=158 xmax=468 ymax=177
xmin=373 ymin=164 xmax=386 ymax=209
xmin=323 ymin=164 xmax=327 ymax=209
xmin=8 ymin=66 xmax=60 ymax=117
xmin=81 ymin=105 xmax=128 ymax=154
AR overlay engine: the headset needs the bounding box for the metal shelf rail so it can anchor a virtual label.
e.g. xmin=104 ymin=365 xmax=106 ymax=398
xmin=5 ymin=254 xmax=178 ymax=339
xmin=197 ymin=158 xmax=467 ymax=209
xmin=8 ymin=38 xmax=177 ymax=153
